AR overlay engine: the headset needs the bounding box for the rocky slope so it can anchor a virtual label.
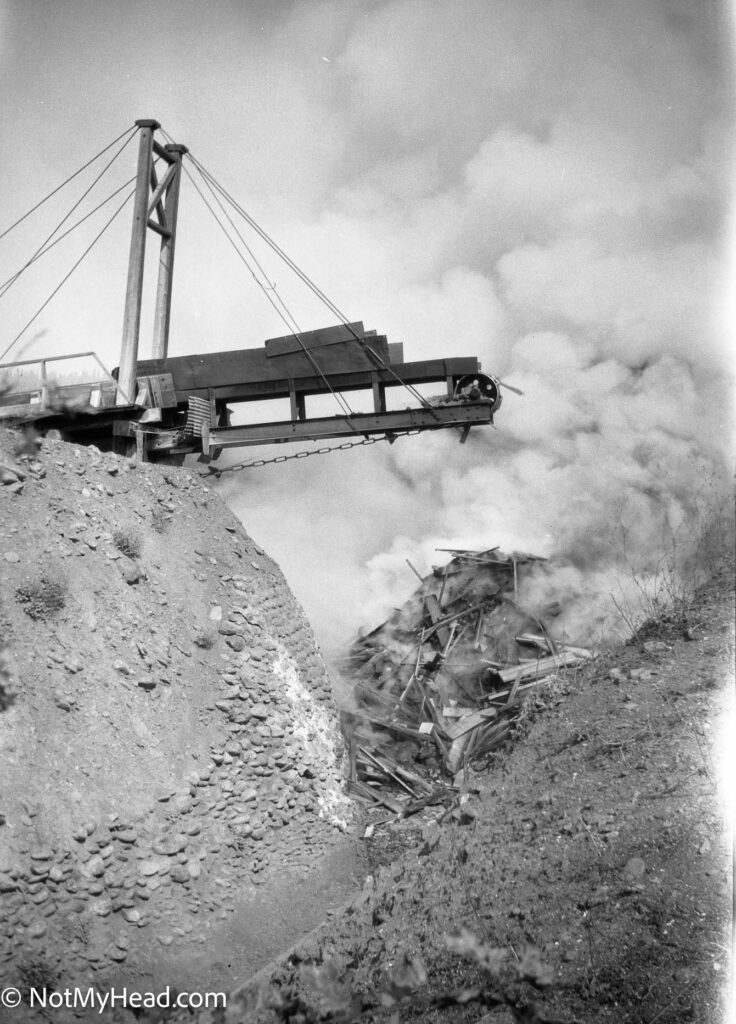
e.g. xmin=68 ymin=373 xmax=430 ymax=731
xmin=218 ymin=564 xmax=734 ymax=1024
xmin=0 ymin=429 xmax=355 ymax=1014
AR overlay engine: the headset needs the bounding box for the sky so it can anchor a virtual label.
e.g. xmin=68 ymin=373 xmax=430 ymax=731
xmin=0 ymin=0 xmax=733 ymax=654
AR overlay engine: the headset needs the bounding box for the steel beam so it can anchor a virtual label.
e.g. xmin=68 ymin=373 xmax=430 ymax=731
xmin=152 ymin=145 xmax=186 ymax=361
xmin=206 ymin=403 xmax=494 ymax=450
xmin=117 ymin=119 xmax=159 ymax=406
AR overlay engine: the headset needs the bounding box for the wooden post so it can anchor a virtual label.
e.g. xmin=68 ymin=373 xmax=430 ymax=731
xmin=151 ymin=144 xmax=187 ymax=360
xmin=117 ymin=119 xmax=159 ymax=406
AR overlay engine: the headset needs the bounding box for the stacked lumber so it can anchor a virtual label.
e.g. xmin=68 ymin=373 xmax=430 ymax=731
xmin=342 ymin=547 xmax=591 ymax=812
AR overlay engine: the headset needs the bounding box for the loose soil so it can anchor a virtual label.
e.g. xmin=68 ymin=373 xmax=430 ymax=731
xmin=227 ymin=565 xmax=733 ymax=1024
xmin=0 ymin=430 xmax=361 ymax=1020
xmin=1 ymin=429 xmax=733 ymax=1024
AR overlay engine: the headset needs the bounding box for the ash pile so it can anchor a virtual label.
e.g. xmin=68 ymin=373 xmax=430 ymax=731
xmin=341 ymin=548 xmax=591 ymax=813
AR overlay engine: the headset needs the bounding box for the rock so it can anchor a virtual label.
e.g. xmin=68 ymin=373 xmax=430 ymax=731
xmin=90 ymin=896 xmax=112 ymax=916
xmin=139 ymin=861 xmax=160 ymax=877
xmin=209 ymin=606 xmax=223 ymax=622
xmin=122 ymin=908 xmax=141 ymax=923
xmin=137 ymin=676 xmax=157 ymax=691
xmin=3 ymin=551 xmax=20 ymax=563
xmin=29 ymin=846 xmax=53 ymax=861
xmin=120 ymin=562 xmax=145 ymax=585
xmin=157 ymin=933 xmax=174 ymax=946
xmin=629 ymin=667 xmax=655 ymax=681
xmin=27 ymin=919 xmax=47 ymax=939
xmin=113 ymin=830 xmax=137 ymax=845
xmin=226 ymin=636 xmax=245 ymax=652
xmin=88 ymin=855 xmax=106 ymax=877
xmin=152 ymin=835 xmax=187 ymax=857
xmin=623 ymin=856 xmax=646 ymax=880
xmin=186 ymin=859 xmax=201 ymax=880
xmin=113 ymin=660 xmax=131 ymax=675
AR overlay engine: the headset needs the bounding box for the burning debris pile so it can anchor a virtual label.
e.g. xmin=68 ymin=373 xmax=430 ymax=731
xmin=342 ymin=548 xmax=591 ymax=812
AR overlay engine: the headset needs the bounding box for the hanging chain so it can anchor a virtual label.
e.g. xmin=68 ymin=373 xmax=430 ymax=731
xmin=201 ymin=430 xmax=422 ymax=476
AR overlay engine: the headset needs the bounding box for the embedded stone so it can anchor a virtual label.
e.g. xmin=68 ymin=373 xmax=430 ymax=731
xmin=29 ymin=846 xmax=53 ymax=861
xmin=90 ymin=897 xmax=112 ymax=917
xmin=27 ymin=919 xmax=47 ymax=939
xmin=88 ymin=855 xmax=105 ymax=878
xmin=152 ymin=835 xmax=187 ymax=856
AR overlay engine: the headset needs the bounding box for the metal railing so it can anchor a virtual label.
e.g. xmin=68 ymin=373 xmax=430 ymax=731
xmin=0 ymin=351 xmax=132 ymax=416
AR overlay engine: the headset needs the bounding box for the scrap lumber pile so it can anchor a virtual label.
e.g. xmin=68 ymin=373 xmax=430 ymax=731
xmin=341 ymin=547 xmax=591 ymax=813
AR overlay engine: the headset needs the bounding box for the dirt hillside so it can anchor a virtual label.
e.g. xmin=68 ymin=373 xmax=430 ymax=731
xmin=216 ymin=562 xmax=734 ymax=1024
xmin=0 ymin=429 xmax=359 ymax=1014
xmin=0 ymin=427 xmax=732 ymax=1024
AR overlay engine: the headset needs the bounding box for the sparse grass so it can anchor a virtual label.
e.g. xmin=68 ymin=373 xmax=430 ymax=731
xmin=113 ymin=528 xmax=142 ymax=559
xmin=15 ymin=575 xmax=67 ymax=621
xmin=609 ymin=471 xmax=735 ymax=641
xmin=17 ymin=956 xmax=59 ymax=997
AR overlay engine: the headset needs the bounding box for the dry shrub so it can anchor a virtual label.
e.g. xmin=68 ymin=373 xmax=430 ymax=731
xmin=16 ymin=575 xmax=67 ymax=621
xmin=113 ymin=528 xmax=142 ymax=559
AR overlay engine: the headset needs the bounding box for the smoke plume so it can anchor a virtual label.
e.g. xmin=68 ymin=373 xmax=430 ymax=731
xmin=216 ymin=0 xmax=732 ymax=657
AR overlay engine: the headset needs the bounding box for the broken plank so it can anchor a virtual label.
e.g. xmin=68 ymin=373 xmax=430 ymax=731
xmin=424 ymin=593 xmax=450 ymax=647
xmin=347 ymin=779 xmax=403 ymax=814
xmin=485 ymin=675 xmax=556 ymax=704
xmin=498 ymin=650 xmax=585 ymax=684
xmin=369 ymin=748 xmax=435 ymax=796
xmin=515 ymin=633 xmax=552 ymax=652
xmin=358 ymin=746 xmax=417 ymax=797
xmin=442 ymin=707 xmax=498 ymax=741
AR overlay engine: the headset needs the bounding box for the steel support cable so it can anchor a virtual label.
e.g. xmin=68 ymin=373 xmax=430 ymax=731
xmin=0 ymin=124 xmax=137 ymax=245
xmin=0 ymin=186 xmax=136 ymax=363
xmin=180 ymin=156 xmax=301 ymax=335
xmin=181 ymin=158 xmax=358 ymax=422
xmin=158 ymin=127 xmax=304 ymax=338
xmin=0 ymin=128 xmax=139 ymax=302
xmin=0 ymin=172 xmax=138 ymax=295
xmin=181 ymin=158 xmax=359 ymax=426
xmin=186 ymin=153 xmax=440 ymax=419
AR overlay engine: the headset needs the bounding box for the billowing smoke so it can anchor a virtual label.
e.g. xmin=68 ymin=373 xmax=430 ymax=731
xmin=0 ymin=1 xmax=729 ymax=658
xmin=210 ymin=0 xmax=733 ymax=655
